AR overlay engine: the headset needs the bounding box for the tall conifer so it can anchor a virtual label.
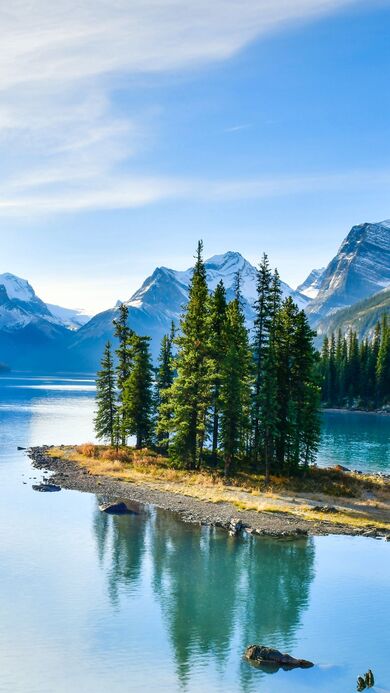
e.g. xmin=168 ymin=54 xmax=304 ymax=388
xmin=94 ymin=342 xmax=116 ymax=445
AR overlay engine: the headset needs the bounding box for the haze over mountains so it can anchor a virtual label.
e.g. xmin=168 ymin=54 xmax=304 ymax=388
xmin=0 ymin=220 xmax=389 ymax=371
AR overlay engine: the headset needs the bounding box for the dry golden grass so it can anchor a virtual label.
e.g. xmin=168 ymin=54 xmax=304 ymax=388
xmin=48 ymin=445 xmax=390 ymax=532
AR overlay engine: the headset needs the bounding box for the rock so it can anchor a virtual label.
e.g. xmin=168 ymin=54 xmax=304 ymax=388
xmin=32 ymin=483 xmax=61 ymax=492
xmin=313 ymin=505 xmax=337 ymax=513
xmin=362 ymin=530 xmax=378 ymax=538
xmin=99 ymin=501 xmax=133 ymax=515
xmin=357 ymin=675 xmax=367 ymax=691
xmin=365 ymin=670 xmax=374 ymax=687
xmin=334 ymin=464 xmax=350 ymax=472
xmin=17 ymin=446 xmax=26 ymax=451
xmin=244 ymin=645 xmax=314 ymax=670
xmin=228 ymin=518 xmax=244 ymax=536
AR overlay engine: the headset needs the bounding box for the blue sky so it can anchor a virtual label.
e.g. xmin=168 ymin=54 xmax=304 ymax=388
xmin=1 ymin=0 xmax=390 ymax=314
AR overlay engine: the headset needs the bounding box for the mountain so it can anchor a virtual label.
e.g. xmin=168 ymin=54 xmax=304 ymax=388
xmin=314 ymin=286 xmax=390 ymax=343
xmin=306 ymin=220 xmax=390 ymax=325
xmin=0 ymin=274 xmax=88 ymax=370
xmin=69 ymin=252 xmax=310 ymax=370
xmin=46 ymin=304 xmax=91 ymax=330
xmin=297 ymin=267 xmax=325 ymax=299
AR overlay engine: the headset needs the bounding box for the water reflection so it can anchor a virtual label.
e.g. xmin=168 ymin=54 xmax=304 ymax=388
xmin=93 ymin=503 xmax=315 ymax=687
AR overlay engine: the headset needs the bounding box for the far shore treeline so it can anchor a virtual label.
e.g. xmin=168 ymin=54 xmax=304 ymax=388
xmin=319 ymin=319 xmax=390 ymax=410
xmin=94 ymin=241 xmax=320 ymax=478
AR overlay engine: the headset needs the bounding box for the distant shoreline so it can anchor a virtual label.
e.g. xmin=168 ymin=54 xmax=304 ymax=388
xmin=28 ymin=446 xmax=390 ymax=541
xmin=322 ymin=407 xmax=390 ymax=416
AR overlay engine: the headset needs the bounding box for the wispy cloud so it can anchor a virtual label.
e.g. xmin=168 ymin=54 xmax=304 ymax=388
xmin=0 ymin=0 xmax=362 ymax=218
xmin=1 ymin=168 xmax=389 ymax=217
xmin=224 ymin=124 xmax=252 ymax=133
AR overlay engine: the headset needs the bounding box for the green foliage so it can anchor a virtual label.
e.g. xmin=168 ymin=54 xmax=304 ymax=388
xmin=96 ymin=241 xmax=321 ymax=478
xmin=94 ymin=342 xmax=117 ymax=446
xmin=219 ymin=282 xmax=252 ymax=475
xmin=320 ymin=316 xmax=390 ymax=408
xmin=123 ymin=334 xmax=154 ymax=448
xmin=161 ymin=240 xmax=215 ymax=469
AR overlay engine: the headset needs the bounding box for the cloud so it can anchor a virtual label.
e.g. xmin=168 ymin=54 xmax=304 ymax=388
xmin=0 ymin=0 xmax=362 ymax=218
xmin=1 ymin=168 xmax=390 ymax=217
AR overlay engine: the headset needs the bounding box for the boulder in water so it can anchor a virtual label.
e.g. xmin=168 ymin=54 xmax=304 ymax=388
xmin=244 ymin=645 xmax=314 ymax=670
xmin=32 ymin=483 xmax=61 ymax=492
xmin=99 ymin=501 xmax=133 ymax=515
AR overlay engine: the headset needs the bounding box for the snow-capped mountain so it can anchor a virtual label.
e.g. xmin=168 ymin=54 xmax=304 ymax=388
xmin=297 ymin=267 xmax=326 ymax=299
xmin=0 ymin=273 xmax=89 ymax=370
xmin=70 ymin=251 xmax=310 ymax=369
xmin=306 ymin=220 xmax=390 ymax=325
xmin=0 ymin=273 xmax=54 ymax=330
xmin=46 ymin=304 xmax=91 ymax=330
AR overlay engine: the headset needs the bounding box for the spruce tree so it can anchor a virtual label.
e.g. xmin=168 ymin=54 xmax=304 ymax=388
xmin=113 ymin=303 xmax=133 ymax=444
xmin=208 ymin=280 xmax=227 ymax=462
xmin=251 ymin=253 xmax=273 ymax=464
xmin=123 ymin=334 xmax=154 ymax=448
xmin=376 ymin=316 xmax=390 ymax=404
xmin=260 ymin=269 xmax=282 ymax=481
xmin=219 ymin=280 xmax=252 ymax=476
xmin=155 ymin=324 xmax=176 ymax=450
xmin=164 ymin=241 xmax=213 ymax=469
xmin=94 ymin=342 xmax=117 ymax=445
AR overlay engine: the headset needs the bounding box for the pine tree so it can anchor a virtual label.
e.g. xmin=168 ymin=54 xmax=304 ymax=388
xmin=376 ymin=316 xmax=390 ymax=404
xmin=155 ymin=324 xmax=176 ymax=450
xmin=208 ymin=280 xmax=227 ymax=462
xmin=164 ymin=241 xmax=213 ymax=469
xmin=219 ymin=281 xmax=252 ymax=476
xmin=260 ymin=269 xmax=282 ymax=481
xmin=94 ymin=342 xmax=117 ymax=445
xmin=251 ymin=253 xmax=273 ymax=464
xmin=122 ymin=334 xmax=154 ymax=448
xmin=113 ymin=303 xmax=133 ymax=444
xmin=274 ymin=298 xmax=320 ymax=474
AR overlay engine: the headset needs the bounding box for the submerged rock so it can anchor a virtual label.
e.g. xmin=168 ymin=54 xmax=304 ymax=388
xmin=244 ymin=645 xmax=314 ymax=670
xmin=99 ymin=501 xmax=134 ymax=515
xmin=32 ymin=483 xmax=61 ymax=492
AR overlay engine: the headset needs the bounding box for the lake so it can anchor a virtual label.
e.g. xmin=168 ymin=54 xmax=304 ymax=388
xmin=0 ymin=375 xmax=389 ymax=693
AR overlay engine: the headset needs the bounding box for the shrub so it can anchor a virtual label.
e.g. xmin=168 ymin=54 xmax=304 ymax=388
xmin=77 ymin=443 xmax=99 ymax=458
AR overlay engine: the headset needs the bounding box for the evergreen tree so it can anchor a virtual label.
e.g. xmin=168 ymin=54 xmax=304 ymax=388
xmin=155 ymin=324 xmax=176 ymax=450
xmin=208 ymin=280 xmax=227 ymax=462
xmin=376 ymin=316 xmax=390 ymax=404
xmin=113 ymin=303 xmax=133 ymax=444
xmin=251 ymin=253 xmax=273 ymax=464
xmin=94 ymin=342 xmax=117 ymax=445
xmin=274 ymin=298 xmax=320 ymax=473
xmin=219 ymin=282 xmax=252 ymax=476
xmin=123 ymin=334 xmax=154 ymax=448
xmin=163 ymin=241 xmax=213 ymax=469
xmin=260 ymin=269 xmax=282 ymax=481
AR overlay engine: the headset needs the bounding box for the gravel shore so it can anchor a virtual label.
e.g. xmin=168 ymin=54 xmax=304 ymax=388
xmin=28 ymin=446 xmax=389 ymax=540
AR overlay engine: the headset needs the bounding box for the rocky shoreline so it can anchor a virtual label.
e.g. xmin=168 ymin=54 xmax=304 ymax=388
xmin=28 ymin=446 xmax=389 ymax=540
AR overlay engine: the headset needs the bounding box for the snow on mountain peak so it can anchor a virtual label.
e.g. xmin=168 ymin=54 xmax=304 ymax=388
xmin=0 ymin=273 xmax=36 ymax=302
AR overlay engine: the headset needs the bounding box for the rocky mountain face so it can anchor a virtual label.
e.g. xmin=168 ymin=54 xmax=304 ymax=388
xmin=69 ymin=251 xmax=310 ymax=370
xmin=297 ymin=267 xmax=325 ymax=299
xmin=0 ymin=274 xmax=87 ymax=370
xmin=314 ymin=286 xmax=390 ymax=344
xmin=306 ymin=221 xmax=390 ymax=325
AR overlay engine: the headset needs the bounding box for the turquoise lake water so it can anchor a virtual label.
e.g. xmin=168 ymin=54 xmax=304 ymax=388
xmin=0 ymin=375 xmax=389 ymax=693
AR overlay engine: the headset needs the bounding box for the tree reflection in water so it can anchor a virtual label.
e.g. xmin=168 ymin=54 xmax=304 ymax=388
xmin=92 ymin=501 xmax=315 ymax=687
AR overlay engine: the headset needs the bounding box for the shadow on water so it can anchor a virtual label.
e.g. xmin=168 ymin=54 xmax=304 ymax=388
xmin=92 ymin=501 xmax=315 ymax=689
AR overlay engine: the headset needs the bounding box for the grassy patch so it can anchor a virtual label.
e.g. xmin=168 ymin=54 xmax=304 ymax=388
xmin=47 ymin=444 xmax=389 ymax=532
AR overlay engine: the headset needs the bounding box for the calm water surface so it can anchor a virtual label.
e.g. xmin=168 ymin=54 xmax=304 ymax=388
xmin=0 ymin=375 xmax=389 ymax=693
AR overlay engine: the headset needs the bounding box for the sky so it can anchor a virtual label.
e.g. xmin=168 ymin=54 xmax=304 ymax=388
xmin=1 ymin=0 xmax=390 ymax=315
